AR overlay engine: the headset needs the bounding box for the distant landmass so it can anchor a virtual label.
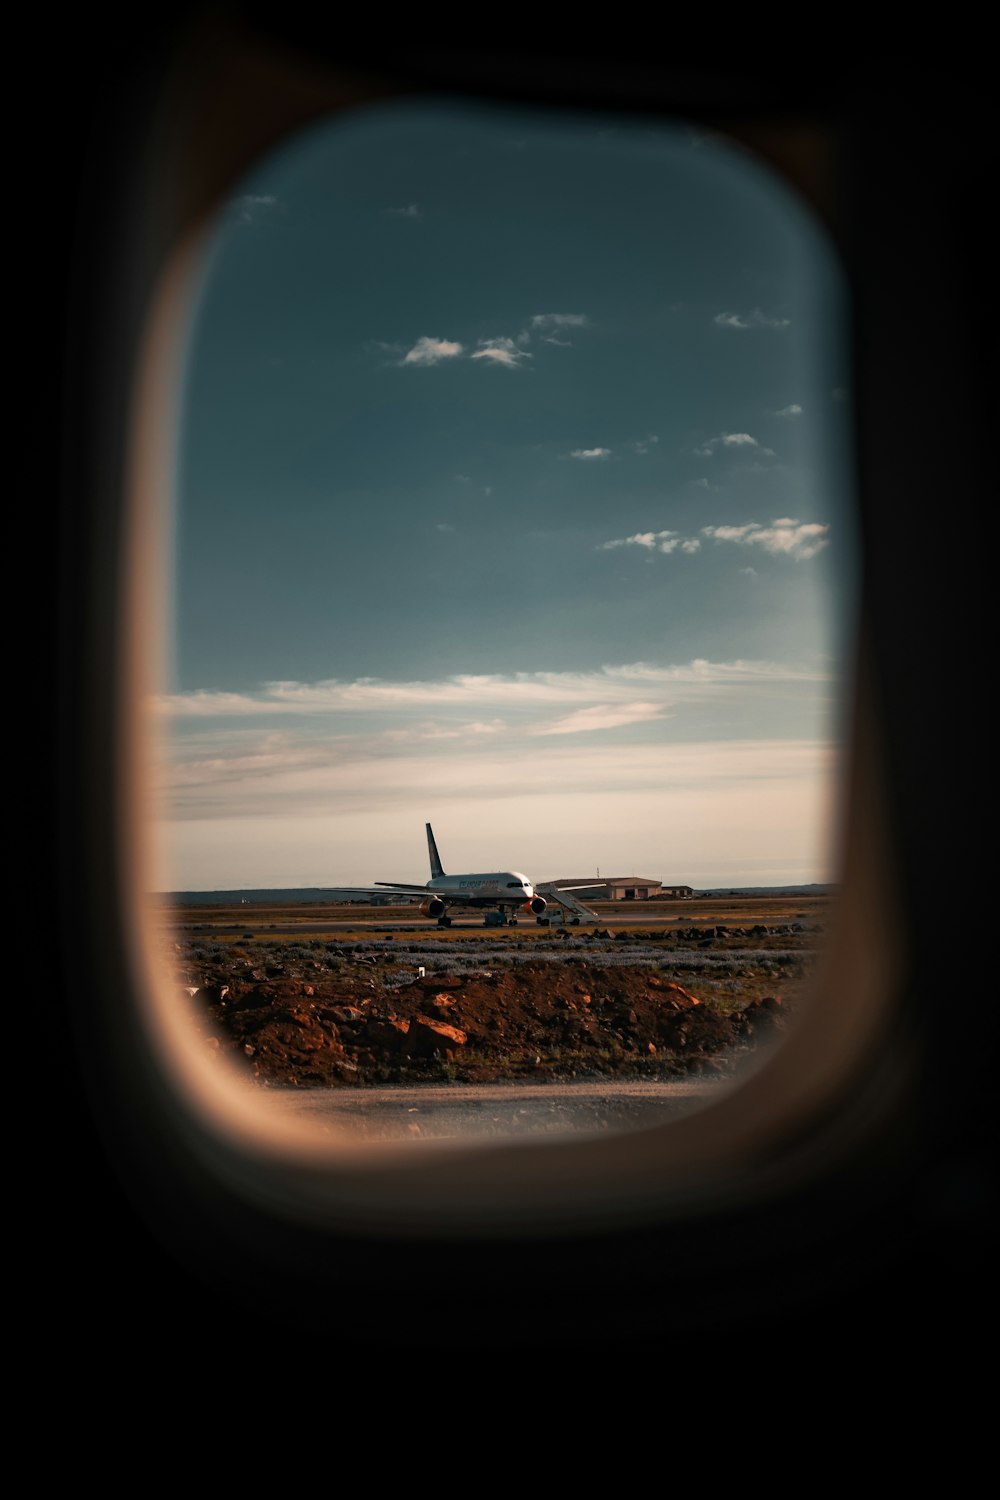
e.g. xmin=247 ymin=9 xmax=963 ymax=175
xmin=159 ymin=884 xmax=837 ymax=905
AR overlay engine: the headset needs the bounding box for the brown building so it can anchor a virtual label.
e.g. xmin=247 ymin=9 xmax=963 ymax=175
xmin=549 ymin=877 xmax=693 ymax=901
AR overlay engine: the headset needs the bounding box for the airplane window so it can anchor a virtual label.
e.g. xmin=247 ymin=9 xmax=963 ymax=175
xmin=145 ymin=95 xmax=858 ymax=1153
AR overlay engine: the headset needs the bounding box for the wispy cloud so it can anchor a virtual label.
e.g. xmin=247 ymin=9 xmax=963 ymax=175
xmin=400 ymin=337 xmax=464 ymax=366
xmin=157 ymin=734 xmax=835 ymax=845
xmin=391 ymin=313 xmax=591 ymax=370
xmin=632 ymin=435 xmax=659 ymax=454
xmin=713 ymin=309 xmax=790 ymax=330
xmin=157 ymin=658 xmax=825 ymax=722
xmin=529 ymin=702 xmax=670 ymax=736
xmin=529 ymin=313 xmax=589 ymax=335
xmin=154 ymin=658 xmax=838 ymax=890
xmin=600 ymin=530 xmax=701 ymax=554
xmin=695 ymin=432 xmax=775 ymax=457
xmin=157 ymin=729 xmax=838 ymax=891
xmin=701 ymin=520 xmax=829 ymax=559
xmin=470 ymin=337 xmax=531 ymax=368
xmin=774 ymin=404 xmax=803 ymax=417
xmin=384 ymin=203 xmax=421 ymax=218
xmin=383 ymin=719 xmax=506 ymax=742
xmin=569 ymin=447 xmax=611 ymax=460
xmin=599 ymin=518 xmax=828 ymax=559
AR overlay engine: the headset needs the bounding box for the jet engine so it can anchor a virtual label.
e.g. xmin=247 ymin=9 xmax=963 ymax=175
xmin=420 ymin=897 xmax=446 ymax=918
xmin=523 ymin=896 xmax=547 ymax=916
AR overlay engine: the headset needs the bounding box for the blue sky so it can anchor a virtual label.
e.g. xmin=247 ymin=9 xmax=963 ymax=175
xmin=153 ymin=97 xmax=857 ymax=891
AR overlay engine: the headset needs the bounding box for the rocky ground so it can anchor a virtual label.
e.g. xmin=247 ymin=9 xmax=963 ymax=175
xmin=168 ymin=915 xmax=821 ymax=1087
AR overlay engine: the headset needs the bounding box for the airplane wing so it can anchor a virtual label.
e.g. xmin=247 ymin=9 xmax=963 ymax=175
xmin=373 ymin=883 xmax=493 ymax=905
xmin=316 ymin=885 xmax=422 ymax=901
xmin=313 ymin=884 xmax=502 ymax=906
xmin=373 ymin=882 xmax=440 ymax=897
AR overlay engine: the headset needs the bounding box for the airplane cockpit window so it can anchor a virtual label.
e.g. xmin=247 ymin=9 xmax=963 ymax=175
xmin=145 ymin=95 xmax=858 ymax=1155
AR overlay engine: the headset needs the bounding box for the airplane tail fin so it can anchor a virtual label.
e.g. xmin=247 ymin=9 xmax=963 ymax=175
xmin=426 ymin=822 xmax=445 ymax=879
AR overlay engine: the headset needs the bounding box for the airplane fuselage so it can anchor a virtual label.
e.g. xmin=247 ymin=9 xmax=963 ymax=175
xmin=345 ymin=823 xmax=595 ymax=924
xmin=425 ymin=871 xmax=536 ymax=906
xmin=372 ymin=826 xmax=550 ymax=918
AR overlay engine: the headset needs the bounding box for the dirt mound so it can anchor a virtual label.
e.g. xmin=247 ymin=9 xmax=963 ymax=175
xmin=180 ymin=949 xmax=794 ymax=1087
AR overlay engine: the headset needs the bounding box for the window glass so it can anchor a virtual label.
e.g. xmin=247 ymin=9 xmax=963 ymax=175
xmin=153 ymin=99 xmax=857 ymax=1120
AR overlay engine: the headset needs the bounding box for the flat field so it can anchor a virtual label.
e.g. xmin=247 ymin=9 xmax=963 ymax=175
xmin=164 ymin=892 xmax=831 ymax=941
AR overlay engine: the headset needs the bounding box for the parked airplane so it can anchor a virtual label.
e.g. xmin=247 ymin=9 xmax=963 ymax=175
xmin=378 ymin=823 xmax=544 ymax=925
xmin=335 ymin=823 xmax=596 ymax=926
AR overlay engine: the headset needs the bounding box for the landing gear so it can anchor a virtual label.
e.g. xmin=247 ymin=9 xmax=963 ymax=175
xmin=437 ymin=916 xmax=452 ymax=928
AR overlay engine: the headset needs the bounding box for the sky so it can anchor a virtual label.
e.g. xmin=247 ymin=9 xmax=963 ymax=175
xmin=152 ymin=96 xmax=858 ymax=892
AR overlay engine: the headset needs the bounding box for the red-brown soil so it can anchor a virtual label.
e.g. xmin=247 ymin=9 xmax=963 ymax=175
xmin=168 ymin=908 xmax=820 ymax=1087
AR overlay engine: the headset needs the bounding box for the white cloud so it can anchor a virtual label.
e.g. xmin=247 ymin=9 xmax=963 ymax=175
xmin=157 ymin=658 xmax=826 ymax=722
xmin=632 ymin=436 xmax=659 ymax=454
xmin=388 ymin=313 xmax=590 ymax=370
xmin=696 ymin=432 xmax=776 ymax=458
xmin=569 ymin=447 xmax=611 ymax=460
xmin=774 ymin=404 xmax=803 ymax=417
xmin=156 ymin=690 xmax=272 ymax=717
xmin=153 ymin=658 xmax=839 ymax=889
xmin=471 ymin=337 xmax=531 ymax=368
xmin=600 ymin=517 xmax=827 ymax=559
xmin=383 ymin=718 xmax=506 ymax=742
xmin=400 ymin=337 xmax=463 ymax=366
xmin=384 ymin=203 xmax=421 ymax=217
xmin=600 ymin=531 xmax=663 ymax=550
xmin=713 ymin=309 xmax=790 ymax=330
xmin=156 ymin=733 xmax=837 ymax=889
xmin=701 ymin=520 xmax=829 ymax=560
xmin=529 ymin=702 xmax=670 ymax=736
xmin=529 ymin=313 xmax=589 ymax=333
xmin=599 ymin=529 xmax=701 ymax=554
xmin=518 ymin=313 xmax=591 ymax=347
xmin=696 ymin=432 xmax=757 ymax=456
